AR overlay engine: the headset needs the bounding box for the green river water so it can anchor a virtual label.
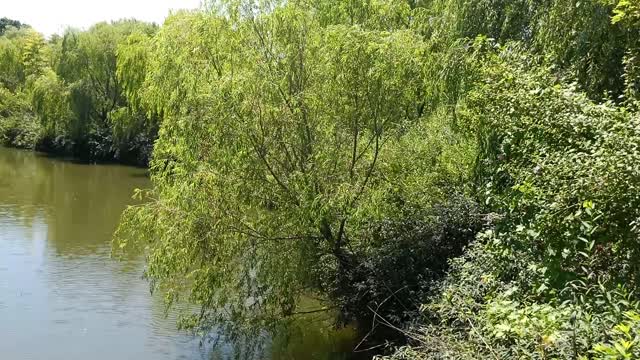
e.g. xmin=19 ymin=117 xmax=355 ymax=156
xmin=0 ymin=146 xmax=355 ymax=360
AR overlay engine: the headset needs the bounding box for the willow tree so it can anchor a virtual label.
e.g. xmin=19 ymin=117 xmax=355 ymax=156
xmin=50 ymin=20 xmax=157 ymax=159
xmin=31 ymin=69 xmax=72 ymax=139
xmin=0 ymin=29 xmax=26 ymax=91
xmin=111 ymin=30 xmax=158 ymax=162
xmin=0 ymin=27 xmax=48 ymax=149
xmin=115 ymin=0 xmax=476 ymax=337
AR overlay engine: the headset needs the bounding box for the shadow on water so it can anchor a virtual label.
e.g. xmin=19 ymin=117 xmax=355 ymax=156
xmin=33 ymin=148 xmax=149 ymax=169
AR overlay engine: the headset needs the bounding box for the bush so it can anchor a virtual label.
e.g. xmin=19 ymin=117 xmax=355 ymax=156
xmin=0 ymin=87 xmax=40 ymax=148
xmin=326 ymin=194 xmax=481 ymax=347
xmin=383 ymin=42 xmax=640 ymax=359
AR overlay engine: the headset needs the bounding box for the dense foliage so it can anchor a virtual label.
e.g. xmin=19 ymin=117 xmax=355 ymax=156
xmin=4 ymin=0 xmax=640 ymax=358
xmin=384 ymin=44 xmax=640 ymax=359
xmin=0 ymin=20 xmax=158 ymax=164
xmin=0 ymin=17 xmax=28 ymax=36
xmin=381 ymin=0 xmax=640 ymax=358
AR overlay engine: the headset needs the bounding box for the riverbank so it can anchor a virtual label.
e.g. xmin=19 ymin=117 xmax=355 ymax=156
xmin=4 ymin=1 xmax=640 ymax=358
xmin=0 ymin=114 xmax=151 ymax=167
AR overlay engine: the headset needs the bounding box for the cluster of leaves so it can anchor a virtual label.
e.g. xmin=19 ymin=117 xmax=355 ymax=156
xmin=0 ymin=19 xmax=158 ymax=165
xmin=594 ymin=311 xmax=640 ymax=359
xmin=426 ymin=0 xmax=640 ymax=102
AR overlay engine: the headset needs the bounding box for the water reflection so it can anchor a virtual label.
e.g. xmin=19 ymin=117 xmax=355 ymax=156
xmin=0 ymin=148 xmax=149 ymax=255
xmin=0 ymin=147 xmax=210 ymax=360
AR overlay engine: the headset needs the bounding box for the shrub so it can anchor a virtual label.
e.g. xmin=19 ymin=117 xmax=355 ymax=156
xmin=0 ymin=87 xmax=40 ymax=148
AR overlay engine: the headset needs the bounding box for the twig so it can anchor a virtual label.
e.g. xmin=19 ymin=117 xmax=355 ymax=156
xmin=467 ymin=318 xmax=500 ymax=360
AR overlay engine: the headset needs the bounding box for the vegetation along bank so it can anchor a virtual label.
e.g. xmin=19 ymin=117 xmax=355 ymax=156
xmin=2 ymin=0 xmax=640 ymax=358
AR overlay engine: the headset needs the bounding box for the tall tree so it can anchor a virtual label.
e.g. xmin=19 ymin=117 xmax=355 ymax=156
xmin=51 ymin=20 xmax=157 ymax=158
xmin=115 ymin=1 xmax=476 ymax=339
xmin=0 ymin=17 xmax=28 ymax=36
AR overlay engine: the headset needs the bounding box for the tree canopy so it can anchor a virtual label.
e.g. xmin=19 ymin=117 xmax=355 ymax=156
xmin=0 ymin=17 xmax=28 ymax=36
xmin=0 ymin=19 xmax=158 ymax=164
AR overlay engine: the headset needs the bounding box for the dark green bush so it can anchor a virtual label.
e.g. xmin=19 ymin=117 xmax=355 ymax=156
xmin=384 ymin=42 xmax=640 ymax=359
xmin=0 ymin=88 xmax=39 ymax=149
xmin=324 ymin=194 xmax=481 ymax=347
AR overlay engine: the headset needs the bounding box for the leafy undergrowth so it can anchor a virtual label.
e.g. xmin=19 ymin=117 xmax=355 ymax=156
xmin=381 ymin=44 xmax=640 ymax=359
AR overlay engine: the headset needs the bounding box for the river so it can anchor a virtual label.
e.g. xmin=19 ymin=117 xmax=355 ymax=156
xmin=0 ymin=146 xmax=355 ymax=360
